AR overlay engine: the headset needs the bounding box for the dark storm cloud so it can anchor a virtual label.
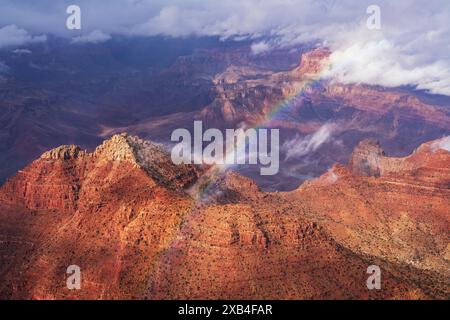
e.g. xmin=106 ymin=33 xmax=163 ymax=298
xmin=0 ymin=0 xmax=449 ymax=95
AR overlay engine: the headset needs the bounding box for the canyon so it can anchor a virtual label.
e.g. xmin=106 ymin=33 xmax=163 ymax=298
xmin=0 ymin=133 xmax=448 ymax=299
xmin=1 ymin=40 xmax=450 ymax=191
xmin=0 ymin=40 xmax=449 ymax=300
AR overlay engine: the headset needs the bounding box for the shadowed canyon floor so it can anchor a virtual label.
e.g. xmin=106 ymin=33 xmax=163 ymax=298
xmin=0 ymin=134 xmax=448 ymax=299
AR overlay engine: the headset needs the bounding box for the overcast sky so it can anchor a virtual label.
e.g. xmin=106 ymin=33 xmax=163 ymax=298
xmin=0 ymin=0 xmax=449 ymax=95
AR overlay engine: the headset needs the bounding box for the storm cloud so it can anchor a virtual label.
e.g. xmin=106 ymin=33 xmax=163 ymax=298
xmin=0 ymin=0 xmax=449 ymax=95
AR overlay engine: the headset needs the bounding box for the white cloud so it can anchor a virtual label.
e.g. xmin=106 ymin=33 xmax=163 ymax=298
xmin=130 ymin=6 xmax=210 ymax=37
xmin=432 ymin=137 xmax=450 ymax=152
xmin=283 ymin=123 xmax=336 ymax=160
xmin=71 ymin=30 xmax=111 ymax=44
xmin=13 ymin=48 xmax=32 ymax=55
xmin=251 ymin=41 xmax=271 ymax=55
xmin=323 ymin=167 xmax=338 ymax=185
xmin=0 ymin=25 xmax=46 ymax=49
xmin=322 ymin=34 xmax=450 ymax=96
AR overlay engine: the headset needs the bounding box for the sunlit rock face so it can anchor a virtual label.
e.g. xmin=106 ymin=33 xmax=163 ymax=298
xmin=0 ymin=135 xmax=448 ymax=299
xmin=288 ymin=138 xmax=450 ymax=295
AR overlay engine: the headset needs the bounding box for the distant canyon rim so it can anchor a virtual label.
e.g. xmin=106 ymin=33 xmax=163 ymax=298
xmin=1 ymin=38 xmax=450 ymax=191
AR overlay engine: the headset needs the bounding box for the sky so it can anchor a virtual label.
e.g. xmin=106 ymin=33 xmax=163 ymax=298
xmin=0 ymin=0 xmax=449 ymax=95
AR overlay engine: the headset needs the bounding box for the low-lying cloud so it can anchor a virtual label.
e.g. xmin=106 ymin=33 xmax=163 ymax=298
xmin=283 ymin=123 xmax=336 ymax=160
xmin=432 ymin=137 xmax=450 ymax=152
xmin=13 ymin=48 xmax=32 ymax=55
xmin=251 ymin=41 xmax=271 ymax=55
xmin=71 ymin=30 xmax=111 ymax=44
xmin=0 ymin=25 xmax=46 ymax=49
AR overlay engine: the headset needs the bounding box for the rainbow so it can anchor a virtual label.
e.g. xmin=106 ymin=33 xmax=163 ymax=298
xmin=143 ymin=73 xmax=327 ymax=297
xmin=189 ymin=74 xmax=326 ymax=203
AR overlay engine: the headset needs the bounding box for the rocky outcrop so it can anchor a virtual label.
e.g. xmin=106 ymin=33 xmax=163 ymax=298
xmin=349 ymin=137 xmax=450 ymax=188
xmin=349 ymin=139 xmax=385 ymax=177
xmin=0 ymin=134 xmax=443 ymax=299
xmin=93 ymin=133 xmax=138 ymax=162
xmin=0 ymin=134 xmax=200 ymax=213
xmin=94 ymin=133 xmax=201 ymax=189
xmin=324 ymin=84 xmax=450 ymax=128
xmin=41 ymin=145 xmax=86 ymax=160
xmin=289 ymin=137 xmax=450 ymax=296
xmin=198 ymin=49 xmax=331 ymax=126
xmin=294 ymin=47 xmax=331 ymax=76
